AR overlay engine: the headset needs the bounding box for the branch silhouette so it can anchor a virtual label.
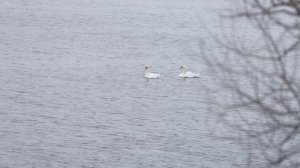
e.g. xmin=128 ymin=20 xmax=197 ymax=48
xmin=203 ymin=0 xmax=300 ymax=167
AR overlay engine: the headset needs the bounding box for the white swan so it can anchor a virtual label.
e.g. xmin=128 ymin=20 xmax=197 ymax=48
xmin=179 ymin=65 xmax=199 ymax=78
xmin=144 ymin=65 xmax=160 ymax=79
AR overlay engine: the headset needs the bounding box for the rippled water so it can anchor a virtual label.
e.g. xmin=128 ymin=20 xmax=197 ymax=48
xmin=0 ymin=0 xmax=245 ymax=167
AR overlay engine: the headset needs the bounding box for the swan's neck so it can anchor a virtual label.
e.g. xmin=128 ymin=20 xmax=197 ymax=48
xmin=145 ymin=69 xmax=150 ymax=76
xmin=181 ymin=69 xmax=187 ymax=74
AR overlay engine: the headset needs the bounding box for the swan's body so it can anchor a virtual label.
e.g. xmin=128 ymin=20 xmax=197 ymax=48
xmin=144 ymin=65 xmax=160 ymax=79
xmin=145 ymin=72 xmax=160 ymax=79
xmin=179 ymin=65 xmax=199 ymax=78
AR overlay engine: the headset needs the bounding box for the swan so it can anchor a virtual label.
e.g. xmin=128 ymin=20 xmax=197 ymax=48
xmin=179 ymin=65 xmax=199 ymax=78
xmin=144 ymin=65 xmax=160 ymax=79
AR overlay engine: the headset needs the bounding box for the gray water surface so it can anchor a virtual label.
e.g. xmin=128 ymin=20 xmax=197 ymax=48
xmin=0 ymin=0 xmax=245 ymax=167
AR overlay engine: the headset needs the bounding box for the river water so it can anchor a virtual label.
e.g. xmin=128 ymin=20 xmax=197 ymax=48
xmin=0 ymin=0 xmax=246 ymax=167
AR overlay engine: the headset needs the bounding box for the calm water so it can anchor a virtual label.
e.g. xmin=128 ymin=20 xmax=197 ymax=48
xmin=0 ymin=0 xmax=245 ymax=167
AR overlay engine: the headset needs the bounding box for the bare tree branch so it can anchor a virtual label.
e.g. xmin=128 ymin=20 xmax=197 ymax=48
xmin=203 ymin=0 xmax=300 ymax=167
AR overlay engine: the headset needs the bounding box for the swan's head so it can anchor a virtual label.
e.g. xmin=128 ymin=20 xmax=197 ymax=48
xmin=180 ymin=65 xmax=187 ymax=70
xmin=145 ymin=65 xmax=150 ymax=70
